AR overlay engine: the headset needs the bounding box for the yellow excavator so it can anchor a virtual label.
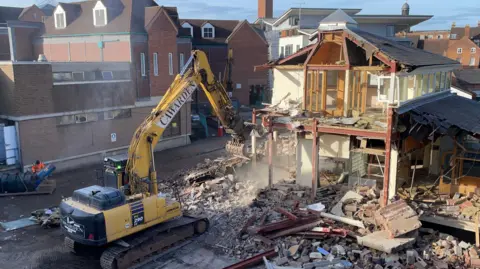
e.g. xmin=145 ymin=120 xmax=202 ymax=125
xmin=59 ymin=50 xmax=246 ymax=269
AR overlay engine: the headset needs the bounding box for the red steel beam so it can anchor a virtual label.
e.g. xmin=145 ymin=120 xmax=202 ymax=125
xmin=383 ymin=107 xmax=394 ymax=207
xmin=316 ymin=126 xmax=386 ymax=139
xmin=222 ymin=249 xmax=277 ymax=269
xmin=312 ymin=119 xmax=318 ymax=199
xmin=274 ymin=207 xmax=298 ymax=221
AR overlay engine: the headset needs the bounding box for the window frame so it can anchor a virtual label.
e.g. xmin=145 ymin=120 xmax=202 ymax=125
xmin=168 ymin=53 xmax=173 ymax=76
xmin=54 ymin=11 xmax=66 ymax=29
xmin=153 ymin=52 xmax=158 ymax=76
xmin=386 ymin=25 xmax=395 ymax=37
xmin=179 ymin=53 xmax=185 ymax=72
xmin=203 ymin=27 xmax=214 ymax=38
xmin=457 ymin=48 xmax=463 ymax=54
xmin=471 ymin=47 xmax=477 ymax=53
xmin=181 ymin=22 xmax=194 ymax=37
xmin=140 ymin=53 xmax=146 ymax=77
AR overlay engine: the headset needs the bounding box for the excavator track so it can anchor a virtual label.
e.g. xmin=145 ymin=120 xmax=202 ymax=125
xmin=99 ymin=216 xmax=209 ymax=269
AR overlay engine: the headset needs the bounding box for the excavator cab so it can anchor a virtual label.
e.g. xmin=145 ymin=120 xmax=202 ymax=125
xmin=102 ymin=155 xmax=128 ymax=190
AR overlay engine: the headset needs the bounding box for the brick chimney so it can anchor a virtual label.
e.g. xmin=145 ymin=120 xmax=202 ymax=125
xmin=465 ymin=24 xmax=471 ymax=38
xmin=258 ymin=0 xmax=273 ymax=19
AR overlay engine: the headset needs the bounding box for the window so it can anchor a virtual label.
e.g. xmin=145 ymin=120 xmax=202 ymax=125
xmin=285 ymin=44 xmax=293 ymax=56
xmin=168 ymin=53 xmax=173 ymax=75
xmin=179 ymin=53 xmax=185 ymax=72
xmin=428 ymin=35 xmax=434 ymax=39
xmin=94 ymin=8 xmax=107 ymax=26
xmin=420 ymin=35 xmax=425 ymax=40
xmin=289 ymin=16 xmax=299 ymax=26
xmin=75 ymin=113 xmax=98 ymax=124
xmin=153 ymin=53 xmax=158 ymax=76
xmin=182 ymin=22 xmax=193 ymax=37
xmin=280 ymin=47 xmax=285 ymax=58
xmin=72 ymin=72 xmax=84 ymax=81
xmin=104 ymin=109 xmax=132 ymax=120
xmin=470 ymin=57 xmax=476 ymax=66
xmin=377 ymin=77 xmax=391 ymax=102
xmin=202 ymin=23 xmax=215 ymax=38
xmin=437 ymin=35 xmax=442 ymax=39
xmin=386 ymin=25 xmax=395 ymax=37
xmin=435 ymin=72 xmax=441 ymax=91
xmin=102 ymin=71 xmax=113 ymax=80
xmin=296 ymin=45 xmax=300 ymax=52
xmin=140 ymin=53 xmax=146 ymax=77
xmin=475 ymin=40 xmax=480 ymax=47
xmin=471 ymin=47 xmax=477 ymax=53
xmin=53 ymin=72 xmax=72 ymax=82
xmin=457 ymin=48 xmax=463 ymax=54
xmin=203 ymin=27 xmax=213 ymax=38
xmin=450 ymin=34 xmax=457 ymax=39
xmin=55 ymin=12 xmax=66 ymax=28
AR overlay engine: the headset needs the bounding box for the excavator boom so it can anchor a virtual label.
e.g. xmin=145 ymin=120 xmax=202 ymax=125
xmin=125 ymin=50 xmax=245 ymax=195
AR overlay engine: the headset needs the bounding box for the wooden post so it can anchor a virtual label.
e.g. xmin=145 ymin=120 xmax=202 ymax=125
xmin=311 ymin=119 xmax=319 ymax=199
xmin=476 ymin=213 xmax=480 ymax=247
xmin=251 ymin=109 xmax=257 ymax=168
xmin=382 ymin=107 xmax=393 ymax=207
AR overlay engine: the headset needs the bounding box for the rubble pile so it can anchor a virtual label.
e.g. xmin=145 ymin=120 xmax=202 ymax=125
xmin=256 ymin=134 xmax=296 ymax=157
xmin=169 ymin=159 xmax=473 ymax=268
xmin=407 ymin=191 xmax=480 ymax=222
xmin=30 ymin=207 xmax=60 ymax=228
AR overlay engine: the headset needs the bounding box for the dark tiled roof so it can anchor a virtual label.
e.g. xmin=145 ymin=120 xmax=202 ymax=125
xmin=348 ymin=27 xmax=459 ymax=68
xmin=421 ymin=39 xmax=449 ymax=56
xmin=454 ymin=69 xmax=480 ymax=85
xmin=0 ymin=6 xmax=24 ymax=23
xmin=180 ymin=19 xmax=241 ymax=46
xmin=40 ymin=4 xmax=55 ymax=16
xmin=451 ymin=26 xmax=480 ymax=39
xmin=41 ymin=0 xmax=156 ymax=36
xmin=398 ymin=92 xmax=480 ymax=135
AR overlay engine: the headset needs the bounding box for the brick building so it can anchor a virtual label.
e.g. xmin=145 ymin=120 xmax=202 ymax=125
xmin=179 ymin=19 xmax=269 ymax=105
xmin=0 ymin=0 xmax=269 ymax=171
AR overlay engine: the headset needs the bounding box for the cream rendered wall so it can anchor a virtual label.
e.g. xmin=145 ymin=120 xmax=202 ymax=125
xmin=272 ymin=69 xmax=304 ymax=106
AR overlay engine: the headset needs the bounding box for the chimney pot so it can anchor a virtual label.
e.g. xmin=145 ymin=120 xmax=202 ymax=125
xmin=465 ymin=24 xmax=471 ymax=38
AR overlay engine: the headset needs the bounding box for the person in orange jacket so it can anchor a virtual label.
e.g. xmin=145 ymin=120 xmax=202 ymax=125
xmin=32 ymin=160 xmax=45 ymax=173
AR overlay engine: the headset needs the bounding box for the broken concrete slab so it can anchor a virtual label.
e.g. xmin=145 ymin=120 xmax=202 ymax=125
xmin=357 ymin=230 xmax=416 ymax=254
xmin=374 ymin=200 xmax=421 ymax=238
xmin=330 ymin=191 xmax=363 ymax=217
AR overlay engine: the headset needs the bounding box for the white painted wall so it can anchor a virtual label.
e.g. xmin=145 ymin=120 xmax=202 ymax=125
xmin=278 ymin=35 xmax=309 ymax=56
xmin=272 ymin=69 xmax=304 ymax=106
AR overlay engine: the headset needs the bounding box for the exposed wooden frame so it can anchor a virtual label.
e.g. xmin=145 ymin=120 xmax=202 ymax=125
xmin=308 ymin=65 xmax=349 ymax=71
xmin=351 ymin=66 xmax=386 ymax=71
xmin=322 ymin=71 xmax=327 ymax=111
xmin=275 ymin=65 xmax=304 ymax=70
xmin=361 ymin=70 xmax=368 ymax=112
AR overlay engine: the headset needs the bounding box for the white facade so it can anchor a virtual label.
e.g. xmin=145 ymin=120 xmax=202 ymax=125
xmin=271 ymin=69 xmax=304 ymax=106
xmin=278 ymin=35 xmax=309 ymax=57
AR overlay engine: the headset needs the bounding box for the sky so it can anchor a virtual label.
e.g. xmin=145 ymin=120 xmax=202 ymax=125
xmin=3 ymin=0 xmax=480 ymax=30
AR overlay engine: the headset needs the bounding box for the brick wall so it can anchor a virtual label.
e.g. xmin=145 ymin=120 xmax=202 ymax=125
xmin=18 ymin=105 xmax=190 ymax=166
xmin=0 ymin=65 xmax=15 ymax=115
xmin=34 ymin=41 xmax=131 ymax=62
xmin=52 ymin=81 xmax=135 ymax=113
xmin=0 ymin=32 xmax=10 ymax=60
xmin=447 ymin=37 xmax=480 ymax=67
xmin=14 ymin=28 xmax=37 ymax=61
xmin=147 ymin=11 xmax=178 ymax=97
xmin=19 ymin=5 xmax=44 ymax=23
xmin=132 ymin=42 xmax=150 ymax=98
xmin=228 ymin=23 xmax=268 ymax=104
xmin=3 ymin=64 xmax=55 ymax=116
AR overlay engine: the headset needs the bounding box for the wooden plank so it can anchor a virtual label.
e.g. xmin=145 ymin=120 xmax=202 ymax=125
xmin=351 ymin=71 xmax=357 ymax=111
xmin=336 ymin=70 xmax=345 ymax=115
xmin=322 ymin=71 xmax=327 ymax=111
xmin=275 ymin=65 xmax=303 ymax=70
xmin=361 ymin=71 xmax=368 ymax=113
xmin=352 ymin=66 xmax=385 ymax=71
xmin=420 ymin=215 xmax=478 ymax=233
xmin=351 ymin=148 xmax=386 ymax=156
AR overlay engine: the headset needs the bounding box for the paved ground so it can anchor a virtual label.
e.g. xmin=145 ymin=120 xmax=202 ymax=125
xmin=0 ymin=137 xmax=234 ymax=269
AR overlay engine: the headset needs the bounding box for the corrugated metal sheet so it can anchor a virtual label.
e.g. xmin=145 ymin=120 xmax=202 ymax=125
xmin=397 ymin=92 xmax=480 ymax=135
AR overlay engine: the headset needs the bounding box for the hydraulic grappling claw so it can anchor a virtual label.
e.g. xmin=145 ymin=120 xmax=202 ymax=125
xmin=226 ymin=139 xmax=246 ymax=156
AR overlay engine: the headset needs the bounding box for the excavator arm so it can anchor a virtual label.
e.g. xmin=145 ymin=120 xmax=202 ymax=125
xmin=125 ymin=50 xmax=245 ymax=195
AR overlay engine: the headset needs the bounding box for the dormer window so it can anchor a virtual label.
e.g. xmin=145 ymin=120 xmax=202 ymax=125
xmin=202 ymin=23 xmax=215 ymax=39
xmin=182 ymin=22 xmax=193 ymax=37
xmin=54 ymin=5 xmax=66 ymax=29
xmin=93 ymin=1 xmax=107 ymax=27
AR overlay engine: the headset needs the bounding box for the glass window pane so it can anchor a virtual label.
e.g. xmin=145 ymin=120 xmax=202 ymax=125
xmin=422 ymin=75 xmax=428 ymax=95
xmin=428 ymin=74 xmax=435 ymax=93
xmin=446 ymin=72 xmax=451 ymax=89
xmin=378 ymin=77 xmax=390 ymax=101
xmin=415 ymin=75 xmax=423 ymax=97
xmin=435 ymin=73 xmax=441 ymax=91
xmin=399 ymin=76 xmax=408 ymax=101
xmin=440 ymin=72 xmax=445 ymax=89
